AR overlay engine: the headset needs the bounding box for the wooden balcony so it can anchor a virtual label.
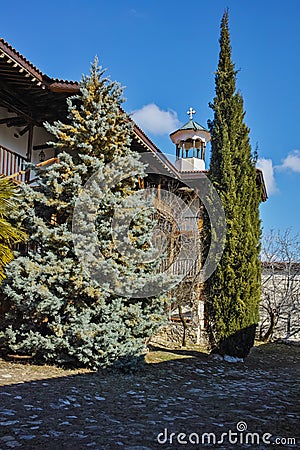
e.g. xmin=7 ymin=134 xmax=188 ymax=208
xmin=159 ymin=257 xmax=200 ymax=277
xmin=0 ymin=145 xmax=27 ymax=182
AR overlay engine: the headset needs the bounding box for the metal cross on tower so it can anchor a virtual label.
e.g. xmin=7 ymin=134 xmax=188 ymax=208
xmin=187 ymin=107 xmax=196 ymax=120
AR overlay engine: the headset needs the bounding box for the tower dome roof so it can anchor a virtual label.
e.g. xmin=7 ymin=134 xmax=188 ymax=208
xmin=169 ymin=108 xmax=211 ymax=144
xmin=170 ymin=119 xmax=209 ymax=136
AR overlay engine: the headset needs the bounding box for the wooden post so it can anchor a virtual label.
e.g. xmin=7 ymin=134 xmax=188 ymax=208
xmin=138 ymin=178 xmax=144 ymax=189
xmin=157 ymin=178 xmax=161 ymax=200
xmin=25 ymin=124 xmax=33 ymax=183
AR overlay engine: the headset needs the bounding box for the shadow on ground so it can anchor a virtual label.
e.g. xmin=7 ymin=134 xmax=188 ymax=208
xmin=0 ymin=343 xmax=299 ymax=449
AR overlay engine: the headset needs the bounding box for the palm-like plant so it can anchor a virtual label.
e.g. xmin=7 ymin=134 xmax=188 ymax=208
xmin=0 ymin=177 xmax=26 ymax=281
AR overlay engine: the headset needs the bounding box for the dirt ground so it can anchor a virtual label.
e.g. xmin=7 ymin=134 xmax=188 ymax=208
xmin=0 ymin=343 xmax=299 ymax=449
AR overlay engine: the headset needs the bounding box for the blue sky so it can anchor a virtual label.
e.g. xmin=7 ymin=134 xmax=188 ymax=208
xmin=1 ymin=0 xmax=300 ymax=235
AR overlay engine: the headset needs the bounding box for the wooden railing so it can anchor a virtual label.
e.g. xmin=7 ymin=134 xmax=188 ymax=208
xmin=159 ymin=257 xmax=200 ymax=277
xmin=5 ymin=157 xmax=58 ymax=183
xmin=0 ymin=145 xmax=27 ymax=182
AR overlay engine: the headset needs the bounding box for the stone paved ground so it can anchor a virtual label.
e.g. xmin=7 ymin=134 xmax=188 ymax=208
xmin=0 ymin=343 xmax=299 ymax=450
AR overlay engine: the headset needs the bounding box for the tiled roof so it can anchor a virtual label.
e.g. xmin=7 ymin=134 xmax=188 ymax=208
xmin=0 ymin=38 xmax=78 ymax=89
xmin=0 ymin=38 xmax=44 ymax=77
xmin=170 ymin=119 xmax=209 ymax=137
xmin=180 ymin=119 xmax=208 ymax=132
xmin=0 ymin=38 xmax=268 ymax=201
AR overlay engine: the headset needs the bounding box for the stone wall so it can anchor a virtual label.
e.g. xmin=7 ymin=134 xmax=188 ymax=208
xmin=258 ymin=263 xmax=300 ymax=342
xmin=150 ymin=321 xmax=209 ymax=348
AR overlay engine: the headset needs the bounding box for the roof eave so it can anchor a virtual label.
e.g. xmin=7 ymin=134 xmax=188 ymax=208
xmin=0 ymin=38 xmax=78 ymax=90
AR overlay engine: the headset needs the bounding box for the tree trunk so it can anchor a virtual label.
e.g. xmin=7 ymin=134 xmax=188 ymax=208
xmin=178 ymin=305 xmax=188 ymax=347
xmin=262 ymin=310 xmax=276 ymax=342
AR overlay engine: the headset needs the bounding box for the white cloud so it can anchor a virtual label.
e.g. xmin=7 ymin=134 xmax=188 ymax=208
xmin=256 ymin=151 xmax=300 ymax=196
xmin=279 ymin=150 xmax=300 ymax=172
xmin=131 ymin=103 xmax=181 ymax=136
xmin=257 ymin=158 xmax=278 ymax=195
xmin=129 ymin=8 xmax=146 ymax=19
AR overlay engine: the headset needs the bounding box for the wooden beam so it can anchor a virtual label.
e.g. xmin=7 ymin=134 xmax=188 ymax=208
xmin=25 ymin=124 xmax=33 ymax=182
xmin=0 ymin=117 xmax=18 ymax=124
xmin=0 ymin=43 xmax=43 ymax=82
xmin=37 ymin=157 xmax=58 ymax=167
xmin=0 ymin=98 xmax=37 ymax=126
xmin=0 ymin=78 xmax=29 ymax=108
xmin=33 ymin=143 xmax=51 ymax=151
xmin=7 ymin=118 xmax=27 ymax=127
xmin=19 ymin=125 xmax=31 ymax=136
xmin=26 ymin=124 xmax=33 ymax=161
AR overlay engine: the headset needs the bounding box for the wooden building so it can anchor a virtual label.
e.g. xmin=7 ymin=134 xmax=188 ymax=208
xmin=0 ymin=38 xmax=267 ymax=342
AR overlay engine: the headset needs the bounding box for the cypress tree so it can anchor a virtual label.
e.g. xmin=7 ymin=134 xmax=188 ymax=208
xmin=0 ymin=59 xmax=168 ymax=370
xmin=205 ymin=10 xmax=262 ymax=359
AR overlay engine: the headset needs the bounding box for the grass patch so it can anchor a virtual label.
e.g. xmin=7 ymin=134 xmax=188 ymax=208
xmin=146 ymin=350 xmax=193 ymax=364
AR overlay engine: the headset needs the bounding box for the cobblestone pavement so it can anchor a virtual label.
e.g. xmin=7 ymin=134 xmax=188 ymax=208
xmin=0 ymin=344 xmax=299 ymax=449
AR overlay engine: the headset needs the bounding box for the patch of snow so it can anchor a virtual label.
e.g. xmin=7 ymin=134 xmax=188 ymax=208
xmin=65 ymin=395 xmax=77 ymax=402
xmin=0 ymin=409 xmax=16 ymax=416
xmin=0 ymin=420 xmax=19 ymax=426
xmin=188 ymin=388 xmax=202 ymax=394
xmin=19 ymin=435 xmax=36 ymax=440
xmin=1 ymin=436 xmax=15 ymax=442
xmin=59 ymin=398 xmax=71 ymax=405
xmin=6 ymin=441 xmax=22 ymax=448
xmin=211 ymin=354 xmax=223 ymax=361
xmin=223 ymin=355 xmax=244 ymax=363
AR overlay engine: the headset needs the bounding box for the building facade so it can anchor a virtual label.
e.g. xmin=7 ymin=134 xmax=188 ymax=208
xmin=0 ymin=38 xmax=268 ymax=343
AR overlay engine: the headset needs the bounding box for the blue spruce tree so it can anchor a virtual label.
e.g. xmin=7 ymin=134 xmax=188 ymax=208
xmin=0 ymin=60 xmax=169 ymax=370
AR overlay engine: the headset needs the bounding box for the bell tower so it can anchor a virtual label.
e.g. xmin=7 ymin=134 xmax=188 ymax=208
xmin=170 ymin=107 xmax=211 ymax=172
